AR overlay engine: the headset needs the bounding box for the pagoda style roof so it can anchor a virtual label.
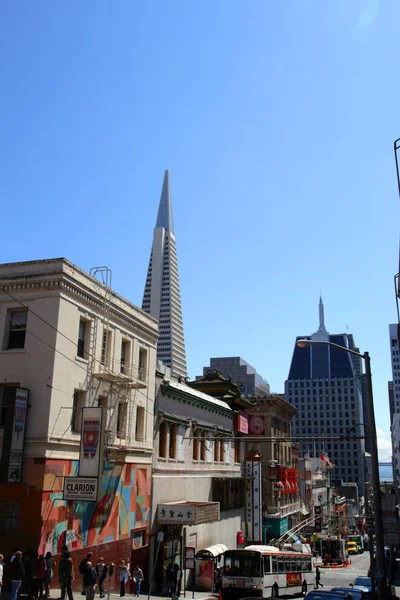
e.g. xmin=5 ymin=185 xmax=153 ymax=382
xmin=186 ymin=369 xmax=243 ymax=401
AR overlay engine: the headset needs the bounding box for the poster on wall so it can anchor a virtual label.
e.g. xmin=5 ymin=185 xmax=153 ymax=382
xmin=78 ymin=407 xmax=103 ymax=477
xmin=8 ymin=388 xmax=29 ymax=482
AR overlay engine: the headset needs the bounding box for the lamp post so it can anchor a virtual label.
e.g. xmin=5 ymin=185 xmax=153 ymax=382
xmin=297 ymin=339 xmax=386 ymax=599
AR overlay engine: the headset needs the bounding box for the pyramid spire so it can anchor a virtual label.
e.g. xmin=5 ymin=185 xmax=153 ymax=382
xmin=142 ymin=171 xmax=187 ymax=378
xmin=155 ymin=170 xmax=175 ymax=233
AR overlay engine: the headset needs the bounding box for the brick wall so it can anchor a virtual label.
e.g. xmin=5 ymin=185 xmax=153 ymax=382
xmin=52 ymin=537 xmax=133 ymax=593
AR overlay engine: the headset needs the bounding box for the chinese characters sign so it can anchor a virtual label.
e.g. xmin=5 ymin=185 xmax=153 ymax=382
xmin=158 ymin=504 xmax=197 ymax=525
xmin=157 ymin=503 xmax=220 ymax=525
xmin=245 ymin=459 xmax=262 ymax=542
xmin=8 ymin=388 xmax=29 ymax=482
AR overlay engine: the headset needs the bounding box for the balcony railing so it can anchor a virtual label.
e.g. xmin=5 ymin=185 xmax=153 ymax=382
xmin=93 ymin=359 xmax=148 ymax=388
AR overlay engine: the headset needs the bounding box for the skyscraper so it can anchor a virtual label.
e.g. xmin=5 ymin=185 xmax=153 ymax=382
xmin=285 ymin=298 xmax=365 ymax=492
xmin=142 ymin=171 xmax=187 ymax=377
xmin=198 ymin=357 xmax=270 ymax=397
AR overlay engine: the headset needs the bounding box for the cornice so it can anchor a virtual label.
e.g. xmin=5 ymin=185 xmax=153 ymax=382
xmin=160 ymin=383 xmax=234 ymax=418
xmin=0 ymin=275 xmax=159 ymax=346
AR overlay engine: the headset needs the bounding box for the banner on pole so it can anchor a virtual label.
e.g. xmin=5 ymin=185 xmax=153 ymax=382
xmin=79 ymin=407 xmax=103 ymax=477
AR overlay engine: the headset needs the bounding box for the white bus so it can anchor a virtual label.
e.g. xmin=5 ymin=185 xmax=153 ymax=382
xmin=221 ymin=545 xmax=315 ymax=599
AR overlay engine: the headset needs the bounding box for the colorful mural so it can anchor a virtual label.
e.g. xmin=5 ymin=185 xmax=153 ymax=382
xmin=39 ymin=459 xmax=151 ymax=555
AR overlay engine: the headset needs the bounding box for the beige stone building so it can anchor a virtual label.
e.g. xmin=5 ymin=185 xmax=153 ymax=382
xmin=0 ymin=258 xmax=158 ymax=582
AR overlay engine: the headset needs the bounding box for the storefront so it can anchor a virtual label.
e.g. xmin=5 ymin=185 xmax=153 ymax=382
xmin=154 ymin=501 xmax=220 ymax=593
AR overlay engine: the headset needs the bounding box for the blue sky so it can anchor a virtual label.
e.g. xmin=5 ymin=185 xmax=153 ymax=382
xmin=1 ymin=0 xmax=398 ymax=459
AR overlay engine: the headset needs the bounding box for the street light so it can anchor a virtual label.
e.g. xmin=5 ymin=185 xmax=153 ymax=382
xmin=297 ymin=338 xmax=386 ymax=599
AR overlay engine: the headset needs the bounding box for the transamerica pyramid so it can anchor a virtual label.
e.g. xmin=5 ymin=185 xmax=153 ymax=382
xmin=142 ymin=170 xmax=188 ymax=377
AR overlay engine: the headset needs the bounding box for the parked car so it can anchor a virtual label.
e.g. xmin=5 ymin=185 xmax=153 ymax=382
xmin=350 ymin=577 xmax=374 ymax=593
xmin=331 ymin=587 xmax=368 ymax=600
xmin=346 ymin=542 xmax=359 ymax=555
xmin=305 ymin=591 xmax=353 ymax=600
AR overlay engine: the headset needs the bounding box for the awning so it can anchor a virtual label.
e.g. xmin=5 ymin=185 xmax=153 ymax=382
xmin=195 ymin=544 xmax=228 ymax=560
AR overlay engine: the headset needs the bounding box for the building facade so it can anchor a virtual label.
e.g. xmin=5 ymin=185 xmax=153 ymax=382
xmin=199 ymin=357 xmax=270 ymax=397
xmin=142 ymin=170 xmax=187 ymax=378
xmin=0 ymin=259 xmax=158 ymax=581
xmin=388 ymin=324 xmax=400 ymax=495
xmin=149 ymin=369 xmax=245 ymax=593
xmin=285 ymin=298 xmax=365 ymax=493
xmin=242 ymin=394 xmax=299 ymax=542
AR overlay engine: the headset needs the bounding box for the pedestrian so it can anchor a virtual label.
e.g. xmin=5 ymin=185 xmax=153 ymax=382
xmin=0 ymin=554 xmax=4 ymax=597
xmin=79 ymin=554 xmax=93 ymax=596
xmin=58 ymin=546 xmax=74 ymax=600
xmin=132 ymin=566 xmax=143 ymax=597
xmin=9 ymin=551 xmax=26 ymax=600
xmin=37 ymin=554 xmax=47 ymax=599
xmin=95 ymin=558 xmax=108 ymax=599
xmin=25 ymin=551 xmax=38 ymax=600
xmin=165 ymin=565 xmax=175 ymax=597
xmin=44 ymin=552 xmax=55 ymax=598
xmin=118 ymin=560 xmax=130 ymax=598
xmin=315 ymin=565 xmax=323 ymax=589
xmin=84 ymin=562 xmax=96 ymax=600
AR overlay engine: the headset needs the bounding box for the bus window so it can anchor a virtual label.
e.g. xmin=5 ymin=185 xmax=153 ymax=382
xmin=290 ymin=560 xmax=296 ymax=572
xmin=263 ymin=556 xmax=271 ymax=574
xmin=271 ymin=557 xmax=278 ymax=573
xmin=296 ymin=559 xmax=302 ymax=572
xmin=285 ymin=558 xmax=291 ymax=572
xmin=278 ymin=558 xmax=285 ymax=573
xmin=307 ymin=559 xmax=312 ymax=571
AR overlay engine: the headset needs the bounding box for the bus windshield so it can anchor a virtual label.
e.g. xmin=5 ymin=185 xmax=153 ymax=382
xmin=224 ymin=551 xmax=261 ymax=578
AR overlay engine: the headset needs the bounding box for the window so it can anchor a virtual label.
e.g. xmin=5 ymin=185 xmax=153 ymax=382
xmin=135 ymin=406 xmax=145 ymax=441
xmin=121 ymin=340 xmax=131 ymax=374
xmin=169 ymin=423 xmax=177 ymax=459
xmin=101 ymin=329 xmax=112 ymax=366
xmin=6 ymin=309 xmax=28 ymax=349
xmin=0 ymin=503 xmax=20 ymax=534
xmin=71 ymin=391 xmax=86 ymax=433
xmin=138 ymin=348 xmax=147 ymax=381
xmin=234 ymin=440 xmax=241 ymax=464
xmin=200 ymin=431 xmax=207 ymax=461
xmin=214 ymin=438 xmax=220 ymax=462
xmin=159 ymin=421 xmax=167 ymax=458
xmin=116 ymin=402 xmax=127 ymax=439
xmin=77 ymin=319 xmax=88 ymax=358
xmin=193 ymin=428 xmax=199 ymax=461
xmin=0 ymin=387 xmax=5 ymax=426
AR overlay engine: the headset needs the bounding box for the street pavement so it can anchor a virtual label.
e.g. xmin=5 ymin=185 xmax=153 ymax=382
xmin=47 ymin=555 xmax=400 ymax=600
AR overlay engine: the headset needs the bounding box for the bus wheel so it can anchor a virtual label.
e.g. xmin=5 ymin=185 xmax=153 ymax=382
xmin=302 ymin=582 xmax=308 ymax=596
xmin=271 ymin=584 xmax=279 ymax=597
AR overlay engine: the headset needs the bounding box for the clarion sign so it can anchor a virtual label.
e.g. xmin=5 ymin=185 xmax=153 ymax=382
xmin=63 ymin=477 xmax=98 ymax=501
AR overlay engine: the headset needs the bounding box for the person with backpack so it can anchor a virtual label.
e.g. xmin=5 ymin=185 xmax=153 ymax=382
xmin=95 ymin=558 xmax=108 ymax=599
xmin=132 ymin=566 xmax=144 ymax=597
xmin=79 ymin=553 xmax=93 ymax=596
xmin=83 ymin=562 xmax=96 ymax=600
xmin=58 ymin=546 xmax=74 ymax=600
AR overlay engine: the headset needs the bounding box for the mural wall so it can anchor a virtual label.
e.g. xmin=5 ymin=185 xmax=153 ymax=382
xmin=38 ymin=459 xmax=151 ymax=554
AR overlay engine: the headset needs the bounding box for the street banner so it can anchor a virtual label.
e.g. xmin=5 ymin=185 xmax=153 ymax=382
xmin=78 ymin=407 xmax=103 ymax=477
xmin=8 ymin=388 xmax=29 ymax=482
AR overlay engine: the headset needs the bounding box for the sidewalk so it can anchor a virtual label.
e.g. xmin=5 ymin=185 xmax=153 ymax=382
xmin=49 ymin=588 xmax=218 ymax=600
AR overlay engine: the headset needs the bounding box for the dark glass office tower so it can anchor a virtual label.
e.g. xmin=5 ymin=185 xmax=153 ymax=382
xmin=285 ymin=298 xmax=365 ymax=492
